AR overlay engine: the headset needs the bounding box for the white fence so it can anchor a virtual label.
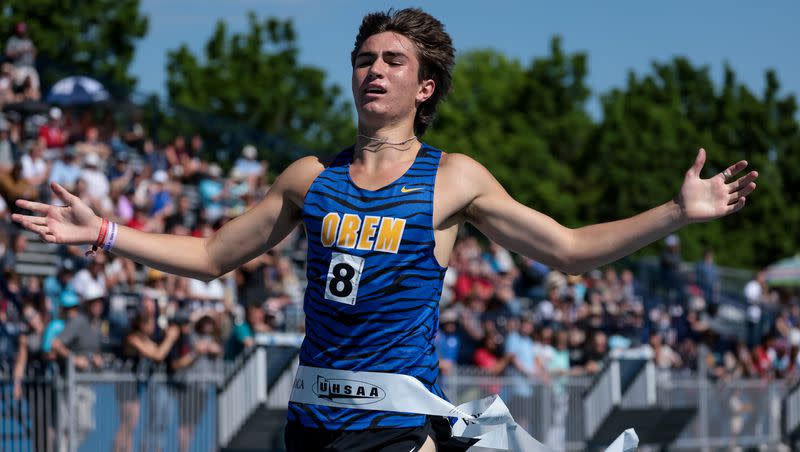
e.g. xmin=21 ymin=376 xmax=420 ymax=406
xmin=442 ymin=367 xmax=786 ymax=451
xmin=1 ymin=360 xmax=221 ymax=452
xmin=0 ymin=358 xmax=790 ymax=451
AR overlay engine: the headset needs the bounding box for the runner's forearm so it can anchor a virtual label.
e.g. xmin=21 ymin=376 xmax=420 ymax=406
xmin=566 ymin=199 xmax=687 ymax=274
xmin=109 ymin=223 xmax=220 ymax=281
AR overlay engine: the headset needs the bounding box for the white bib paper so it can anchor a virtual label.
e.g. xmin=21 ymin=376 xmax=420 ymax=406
xmin=290 ymin=365 xmax=638 ymax=452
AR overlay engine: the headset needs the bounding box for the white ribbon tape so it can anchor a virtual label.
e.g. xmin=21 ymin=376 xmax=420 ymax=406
xmin=290 ymin=365 xmax=638 ymax=451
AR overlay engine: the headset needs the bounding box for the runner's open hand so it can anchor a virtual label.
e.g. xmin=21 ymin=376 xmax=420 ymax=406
xmin=11 ymin=182 xmax=101 ymax=245
xmin=676 ymin=149 xmax=758 ymax=224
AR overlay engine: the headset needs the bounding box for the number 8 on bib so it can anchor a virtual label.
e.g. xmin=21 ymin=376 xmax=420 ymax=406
xmin=324 ymin=252 xmax=365 ymax=305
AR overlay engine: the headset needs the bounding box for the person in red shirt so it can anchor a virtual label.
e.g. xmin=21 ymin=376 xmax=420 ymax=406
xmin=473 ymin=333 xmax=515 ymax=394
xmin=38 ymin=107 xmax=67 ymax=150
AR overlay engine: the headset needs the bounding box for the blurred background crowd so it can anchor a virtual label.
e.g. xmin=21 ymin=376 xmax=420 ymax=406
xmin=0 ymin=19 xmax=799 ymax=392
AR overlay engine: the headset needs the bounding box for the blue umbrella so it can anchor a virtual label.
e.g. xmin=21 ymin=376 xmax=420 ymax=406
xmin=46 ymin=76 xmax=110 ymax=105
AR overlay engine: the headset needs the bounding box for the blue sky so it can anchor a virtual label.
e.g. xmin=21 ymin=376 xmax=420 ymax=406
xmin=130 ymin=1 xmax=800 ymax=118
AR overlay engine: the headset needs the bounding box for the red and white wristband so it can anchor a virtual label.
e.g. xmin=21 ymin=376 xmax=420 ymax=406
xmin=86 ymin=219 xmax=118 ymax=257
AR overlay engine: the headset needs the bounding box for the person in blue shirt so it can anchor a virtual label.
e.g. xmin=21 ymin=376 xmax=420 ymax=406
xmin=435 ymin=309 xmax=460 ymax=377
xmin=48 ymin=147 xmax=82 ymax=192
xmin=40 ymin=290 xmax=78 ymax=356
xmin=695 ymin=248 xmax=720 ymax=306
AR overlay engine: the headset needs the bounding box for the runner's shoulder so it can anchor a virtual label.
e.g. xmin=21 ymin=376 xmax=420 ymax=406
xmin=276 ymin=154 xmax=336 ymax=204
xmin=438 ymin=152 xmax=493 ymax=185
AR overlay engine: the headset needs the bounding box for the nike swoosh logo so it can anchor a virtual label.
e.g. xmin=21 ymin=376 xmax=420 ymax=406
xmin=401 ymin=186 xmax=422 ymax=193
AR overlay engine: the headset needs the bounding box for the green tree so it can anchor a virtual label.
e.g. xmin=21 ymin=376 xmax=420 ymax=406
xmin=427 ymin=38 xmax=594 ymax=226
xmin=588 ymin=59 xmax=800 ymax=267
xmin=428 ymin=43 xmax=799 ymax=268
xmin=164 ymin=13 xmax=355 ymax=164
xmin=1 ymin=0 xmax=148 ymax=96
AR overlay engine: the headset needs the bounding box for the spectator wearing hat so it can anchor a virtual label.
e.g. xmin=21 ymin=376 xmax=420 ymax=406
xmin=4 ymin=22 xmax=39 ymax=94
xmin=71 ymin=251 xmax=110 ymax=301
xmin=40 ymin=291 xmax=79 ymax=359
xmin=50 ymin=286 xmax=106 ymax=371
xmin=198 ymin=163 xmax=228 ymax=223
xmin=233 ymin=144 xmax=264 ymax=179
xmin=435 ymin=309 xmax=460 ymax=377
xmin=108 ymin=150 xmax=133 ymax=184
xmin=39 ymin=107 xmax=68 ymax=151
xmin=50 ymin=287 xmax=105 ymax=448
xmin=49 ymin=147 xmax=82 ymax=193
xmin=21 ymin=137 xmax=50 ymax=187
xmin=695 ymin=247 xmax=720 ymax=307
xmin=660 ymin=234 xmax=686 ymax=307
xmin=148 ymin=170 xmax=173 ymax=216
xmin=43 ymin=267 xmax=75 ymax=317
xmin=79 ymin=152 xmax=112 ymax=212
xmin=0 ymin=115 xmax=15 ymax=172
xmin=0 ymin=64 xmax=16 ymax=105
xmin=536 ymin=274 xmax=565 ymax=326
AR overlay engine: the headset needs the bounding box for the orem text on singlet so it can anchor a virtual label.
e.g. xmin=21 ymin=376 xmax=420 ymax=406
xmin=320 ymin=212 xmax=406 ymax=253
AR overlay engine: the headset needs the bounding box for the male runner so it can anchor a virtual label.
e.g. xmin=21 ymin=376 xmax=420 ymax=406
xmin=12 ymin=8 xmax=758 ymax=452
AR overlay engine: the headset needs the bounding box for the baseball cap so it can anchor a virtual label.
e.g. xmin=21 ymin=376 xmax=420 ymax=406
xmin=82 ymin=285 xmax=105 ymax=302
xmin=84 ymin=153 xmax=100 ymax=167
xmin=665 ymin=234 xmax=680 ymax=247
xmin=60 ymin=290 xmax=80 ymax=308
xmin=242 ymin=145 xmax=257 ymax=159
xmin=152 ymin=170 xmax=168 ymax=183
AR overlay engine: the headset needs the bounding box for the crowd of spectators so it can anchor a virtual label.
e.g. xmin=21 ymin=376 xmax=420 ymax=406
xmin=0 ymin=21 xmax=300 ymax=387
xmin=0 ymin=21 xmax=798 ymax=394
xmin=435 ymin=233 xmax=800 ymax=384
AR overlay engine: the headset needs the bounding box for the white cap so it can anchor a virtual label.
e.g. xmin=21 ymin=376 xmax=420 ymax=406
xmin=242 ymin=144 xmax=257 ymax=159
xmin=49 ymin=107 xmax=62 ymax=120
xmin=665 ymin=234 xmax=680 ymax=247
xmin=84 ymin=152 xmax=100 ymax=167
xmin=152 ymin=170 xmax=168 ymax=183
xmin=208 ymin=163 xmax=222 ymax=178
xmin=82 ymin=284 xmax=106 ymax=302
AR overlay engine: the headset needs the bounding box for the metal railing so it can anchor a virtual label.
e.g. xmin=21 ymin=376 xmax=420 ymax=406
xmin=1 ymin=359 xmax=791 ymax=451
xmin=1 ymin=360 xmax=222 ymax=452
xmin=442 ymin=367 xmax=785 ymax=451
xmin=582 ymin=360 xmax=620 ymax=440
xmin=218 ymin=346 xmax=268 ymax=447
xmin=0 ymin=362 xmax=61 ymax=452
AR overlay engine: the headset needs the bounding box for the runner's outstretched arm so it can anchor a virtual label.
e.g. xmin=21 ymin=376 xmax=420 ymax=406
xmin=454 ymin=149 xmax=758 ymax=274
xmin=12 ymin=156 xmax=322 ymax=281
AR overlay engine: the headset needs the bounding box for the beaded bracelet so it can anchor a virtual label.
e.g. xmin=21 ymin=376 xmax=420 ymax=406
xmin=86 ymin=218 xmax=108 ymax=257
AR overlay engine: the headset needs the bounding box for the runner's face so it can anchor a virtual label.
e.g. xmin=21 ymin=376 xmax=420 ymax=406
xmin=352 ymin=32 xmax=434 ymax=128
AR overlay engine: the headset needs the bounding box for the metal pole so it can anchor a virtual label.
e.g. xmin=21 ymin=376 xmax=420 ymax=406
xmin=66 ymin=357 xmax=75 ymax=452
xmin=698 ymin=345 xmax=710 ymax=452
